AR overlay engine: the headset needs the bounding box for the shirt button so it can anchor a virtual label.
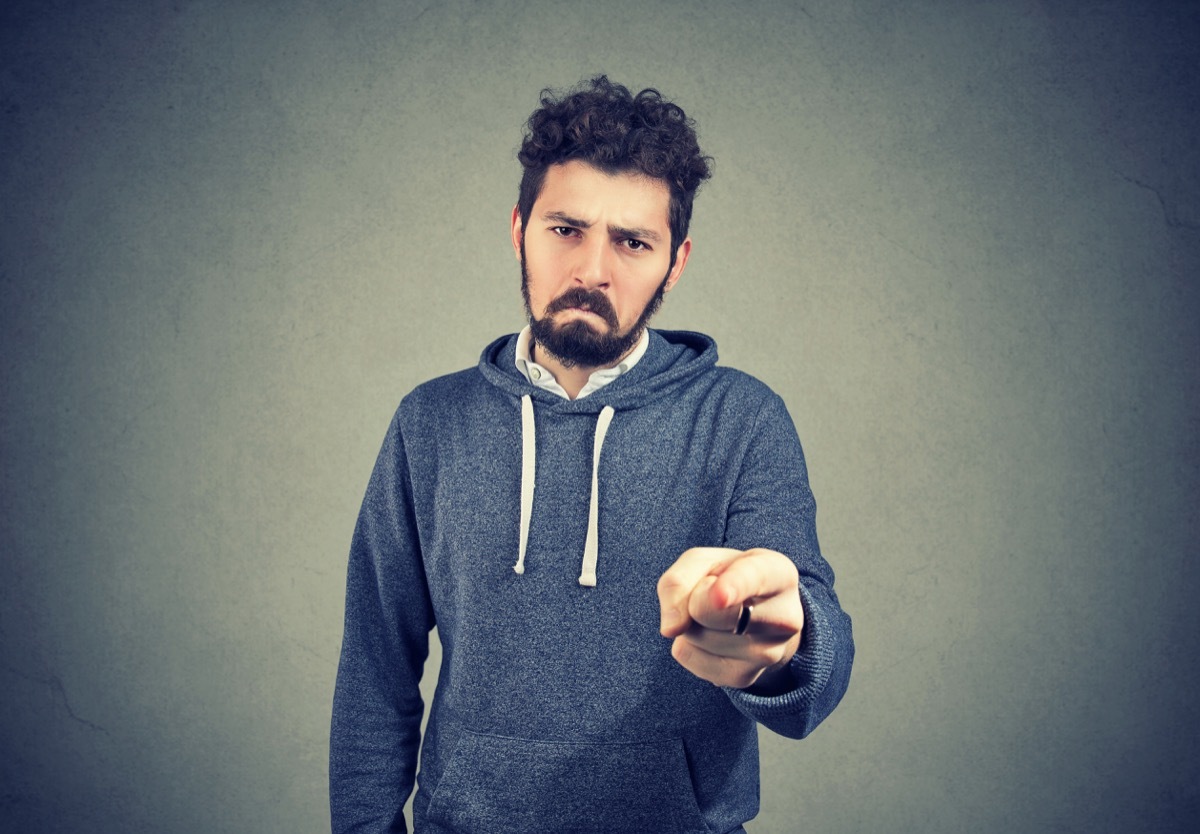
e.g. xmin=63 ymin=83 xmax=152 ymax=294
xmin=530 ymin=367 xmax=542 ymax=380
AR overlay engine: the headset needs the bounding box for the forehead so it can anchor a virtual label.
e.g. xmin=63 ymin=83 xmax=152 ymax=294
xmin=534 ymin=160 xmax=671 ymax=232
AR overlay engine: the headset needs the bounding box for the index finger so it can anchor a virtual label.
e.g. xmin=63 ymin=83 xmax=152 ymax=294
xmin=707 ymin=548 xmax=800 ymax=612
xmin=657 ymin=547 xmax=742 ymax=637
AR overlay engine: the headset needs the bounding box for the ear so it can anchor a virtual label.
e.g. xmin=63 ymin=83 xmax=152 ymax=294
xmin=663 ymin=237 xmax=692 ymax=293
xmin=510 ymin=205 xmax=524 ymax=263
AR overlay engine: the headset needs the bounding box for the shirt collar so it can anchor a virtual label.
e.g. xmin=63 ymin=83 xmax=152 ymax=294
xmin=514 ymin=326 xmax=649 ymax=400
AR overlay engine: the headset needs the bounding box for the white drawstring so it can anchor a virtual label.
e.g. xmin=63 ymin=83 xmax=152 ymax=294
xmin=579 ymin=405 xmax=615 ymax=587
xmin=514 ymin=397 xmax=614 ymax=586
xmin=514 ymin=394 xmax=536 ymax=575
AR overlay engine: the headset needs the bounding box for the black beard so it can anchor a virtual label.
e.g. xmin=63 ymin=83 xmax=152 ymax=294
xmin=520 ymin=244 xmax=670 ymax=369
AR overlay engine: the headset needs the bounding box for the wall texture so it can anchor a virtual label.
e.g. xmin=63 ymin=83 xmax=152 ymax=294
xmin=2 ymin=1 xmax=1197 ymax=832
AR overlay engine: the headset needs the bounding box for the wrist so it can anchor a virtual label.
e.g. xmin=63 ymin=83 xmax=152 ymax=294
xmin=742 ymin=630 xmax=802 ymax=695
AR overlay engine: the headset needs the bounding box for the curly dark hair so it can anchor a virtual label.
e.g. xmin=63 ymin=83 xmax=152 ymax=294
xmin=516 ymin=75 xmax=713 ymax=262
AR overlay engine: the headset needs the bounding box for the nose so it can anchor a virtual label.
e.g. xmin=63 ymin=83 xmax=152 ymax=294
xmin=573 ymin=236 xmax=612 ymax=290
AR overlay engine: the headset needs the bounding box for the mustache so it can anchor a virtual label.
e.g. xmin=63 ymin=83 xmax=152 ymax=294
xmin=544 ymin=287 xmax=619 ymax=330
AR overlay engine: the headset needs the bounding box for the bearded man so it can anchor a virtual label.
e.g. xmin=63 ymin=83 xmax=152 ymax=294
xmin=330 ymin=76 xmax=854 ymax=834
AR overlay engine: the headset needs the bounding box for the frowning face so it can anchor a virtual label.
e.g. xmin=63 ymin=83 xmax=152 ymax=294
xmin=513 ymin=160 xmax=691 ymax=369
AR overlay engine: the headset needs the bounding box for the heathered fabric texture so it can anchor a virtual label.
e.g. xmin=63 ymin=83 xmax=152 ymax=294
xmin=330 ymin=329 xmax=854 ymax=834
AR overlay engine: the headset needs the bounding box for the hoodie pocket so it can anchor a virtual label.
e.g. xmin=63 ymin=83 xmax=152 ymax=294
xmin=424 ymin=730 xmax=712 ymax=834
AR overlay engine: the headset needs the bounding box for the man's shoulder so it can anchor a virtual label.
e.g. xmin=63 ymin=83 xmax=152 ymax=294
xmin=400 ymin=365 xmax=489 ymax=412
xmin=413 ymin=364 xmax=483 ymax=393
xmin=693 ymin=363 xmax=800 ymax=436
xmin=701 ymin=362 xmax=779 ymax=402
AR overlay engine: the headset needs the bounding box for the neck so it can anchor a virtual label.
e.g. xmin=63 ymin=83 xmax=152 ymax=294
xmin=531 ymin=338 xmax=638 ymax=400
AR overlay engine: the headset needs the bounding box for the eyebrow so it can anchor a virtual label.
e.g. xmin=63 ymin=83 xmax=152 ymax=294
xmin=541 ymin=211 xmax=663 ymax=245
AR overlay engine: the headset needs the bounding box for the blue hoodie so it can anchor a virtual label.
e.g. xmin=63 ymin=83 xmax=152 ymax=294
xmin=331 ymin=329 xmax=853 ymax=834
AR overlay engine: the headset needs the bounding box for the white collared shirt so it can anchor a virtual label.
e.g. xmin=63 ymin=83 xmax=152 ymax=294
xmin=514 ymin=326 xmax=649 ymax=400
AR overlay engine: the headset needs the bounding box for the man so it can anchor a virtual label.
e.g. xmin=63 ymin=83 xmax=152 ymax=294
xmin=331 ymin=76 xmax=853 ymax=834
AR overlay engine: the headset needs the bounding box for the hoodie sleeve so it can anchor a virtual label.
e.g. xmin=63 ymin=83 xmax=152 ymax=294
xmin=720 ymin=389 xmax=854 ymax=739
xmin=330 ymin=406 xmax=435 ymax=833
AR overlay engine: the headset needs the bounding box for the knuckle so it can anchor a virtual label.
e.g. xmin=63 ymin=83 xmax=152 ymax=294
xmin=670 ymin=637 xmax=690 ymax=664
xmin=657 ymin=578 xmax=686 ymax=602
xmin=656 ymin=573 xmax=684 ymax=599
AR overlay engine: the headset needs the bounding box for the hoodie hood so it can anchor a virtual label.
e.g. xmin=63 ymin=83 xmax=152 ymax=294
xmin=476 ymin=329 xmax=719 ymax=586
xmin=476 ymin=328 xmax=719 ymax=413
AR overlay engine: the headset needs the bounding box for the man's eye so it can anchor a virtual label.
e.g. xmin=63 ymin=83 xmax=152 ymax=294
xmin=625 ymin=239 xmax=648 ymax=251
xmin=552 ymin=226 xmax=577 ymax=237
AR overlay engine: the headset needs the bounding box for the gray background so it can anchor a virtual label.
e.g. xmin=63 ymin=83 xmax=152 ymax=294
xmin=2 ymin=1 xmax=1197 ymax=832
